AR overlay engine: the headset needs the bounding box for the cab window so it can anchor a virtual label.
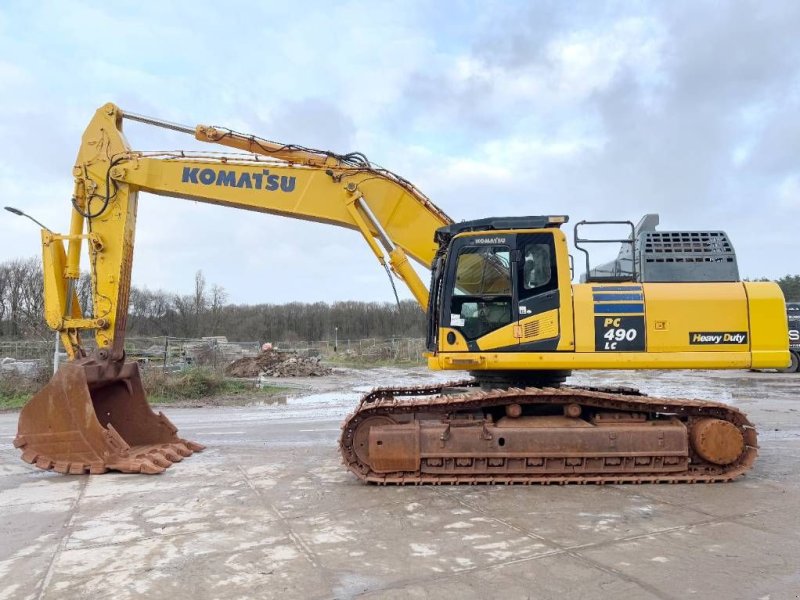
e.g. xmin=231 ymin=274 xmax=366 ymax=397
xmin=519 ymin=239 xmax=557 ymax=299
xmin=450 ymin=246 xmax=512 ymax=340
xmin=453 ymin=246 xmax=511 ymax=295
xmin=523 ymin=243 xmax=552 ymax=290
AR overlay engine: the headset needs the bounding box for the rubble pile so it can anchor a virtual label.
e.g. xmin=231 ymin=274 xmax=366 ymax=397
xmin=225 ymin=349 xmax=332 ymax=378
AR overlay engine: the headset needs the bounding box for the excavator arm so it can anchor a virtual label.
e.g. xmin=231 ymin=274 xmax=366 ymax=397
xmin=17 ymin=102 xmax=452 ymax=475
xmin=54 ymin=103 xmax=452 ymax=359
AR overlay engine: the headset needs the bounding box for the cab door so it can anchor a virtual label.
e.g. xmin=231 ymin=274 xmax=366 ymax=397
xmin=515 ymin=232 xmax=561 ymax=350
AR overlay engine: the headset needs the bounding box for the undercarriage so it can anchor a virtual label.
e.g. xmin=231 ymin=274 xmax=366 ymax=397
xmin=339 ymin=381 xmax=758 ymax=484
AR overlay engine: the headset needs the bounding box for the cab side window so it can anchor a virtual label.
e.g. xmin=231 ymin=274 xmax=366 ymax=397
xmin=523 ymin=243 xmax=552 ymax=290
xmin=520 ymin=240 xmax=557 ymax=298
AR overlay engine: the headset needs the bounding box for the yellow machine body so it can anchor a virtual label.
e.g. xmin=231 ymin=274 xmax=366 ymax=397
xmin=429 ymin=228 xmax=788 ymax=373
xmin=432 ymin=280 xmax=788 ymax=372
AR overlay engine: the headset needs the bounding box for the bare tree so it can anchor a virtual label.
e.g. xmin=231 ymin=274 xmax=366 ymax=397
xmin=18 ymin=258 xmax=45 ymax=338
xmin=209 ymin=284 xmax=227 ymax=334
xmin=75 ymin=272 xmax=93 ymax=317
xmin=0 ymin=257 xmax=427 ymax=342
xmin=192 ymin=270 xmax=207 ymax=336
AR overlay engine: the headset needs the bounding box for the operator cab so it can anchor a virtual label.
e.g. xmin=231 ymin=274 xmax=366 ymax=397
xmin=426 ymin=216 xmax=567 ymax=358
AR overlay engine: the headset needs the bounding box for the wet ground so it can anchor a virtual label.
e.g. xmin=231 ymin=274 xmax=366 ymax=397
xmin=0 ymin=367 xmax=799 ymax=599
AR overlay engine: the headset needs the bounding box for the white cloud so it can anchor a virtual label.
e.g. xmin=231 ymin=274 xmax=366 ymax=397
xmin=1 ymin=0 xmax=800 ymax=303
xmin=0 ymin=60 xmax=31 ymax=87
xmin=777 ymin=175 xmax=800 ymax=209
xmin=547 ymin=17 xmax=666 ymax=104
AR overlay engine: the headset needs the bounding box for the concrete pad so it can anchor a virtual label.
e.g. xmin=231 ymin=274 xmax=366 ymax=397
xmin=41 ymin=499 xmax=335 ymax=599
xmin=751 ymin=443 xmax=800 ymax=488
xmin=44 ymin=535 xmax=331 ymax=600
xmin=580 ymin=520 xmax=800 ymax=598
xmin=357 ymin=553 xmax=663 ymax=599
xmin=734 ymin=507 xmax=800 ymax=539
xmin=615 ymin=477 xmax=794 ymax=519
xmin=1 ymin=367 xmax=799 ymax=599
xmin=65 ymin=489 xmax=279 ymax=550
xmin=0 ymin=500 xmax=68 ymax=561
xmin=289 ymin=490 xmax=557 ymax=582
xmin=0 ymin=551 xmax=53 ymax=600
xmin=0 ymin=474 xmax=82 ymax=509
xmin=435 ymin=484 xmax=712 ymax=548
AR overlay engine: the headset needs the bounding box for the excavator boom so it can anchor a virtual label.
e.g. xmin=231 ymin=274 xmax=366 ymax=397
xmin=17 ymin=103 xmax=452 ymax=475
xmin=58 ymin=104 xmax=451 ymax=358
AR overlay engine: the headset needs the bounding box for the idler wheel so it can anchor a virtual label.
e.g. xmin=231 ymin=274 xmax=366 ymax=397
xmin=352 ymin=416 xmax=396 ymax=465
xmin=690 ymin=418 xmax=744 ymax=465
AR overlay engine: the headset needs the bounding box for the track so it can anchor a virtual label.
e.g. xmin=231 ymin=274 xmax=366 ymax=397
xmin=339 ymin=381 xmax=758 ymax=485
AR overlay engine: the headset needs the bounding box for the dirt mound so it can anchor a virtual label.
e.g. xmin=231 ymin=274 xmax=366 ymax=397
xmin=225 ymin=350 xmax=332 ymax=378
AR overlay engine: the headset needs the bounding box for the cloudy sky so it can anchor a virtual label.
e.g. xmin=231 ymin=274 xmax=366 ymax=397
xmin=0 ymin=1 xmax=798 ymax=304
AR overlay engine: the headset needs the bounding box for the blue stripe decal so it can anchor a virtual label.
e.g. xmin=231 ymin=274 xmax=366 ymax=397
xmin=594 ymin=303 xmax=645 ymax=314
xmin=592 ymin=286 xmax=641 ymax=291
xmin=593 ymin=293 xmax=644 ymax=302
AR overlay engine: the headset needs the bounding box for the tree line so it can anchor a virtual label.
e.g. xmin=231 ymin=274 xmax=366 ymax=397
xmin=3 ymin=257 xmax=799 ymax=342
xmin=0 ymin=260 xmax=426 ymax=342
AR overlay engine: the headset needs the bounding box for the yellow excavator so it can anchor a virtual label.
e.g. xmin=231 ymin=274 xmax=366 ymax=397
xmin=13 ymin=103 xmax=789 ymax=483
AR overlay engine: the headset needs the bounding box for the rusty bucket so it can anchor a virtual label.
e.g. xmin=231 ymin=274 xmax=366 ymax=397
xmin=14 ymin=356 xmax=204 ymax=474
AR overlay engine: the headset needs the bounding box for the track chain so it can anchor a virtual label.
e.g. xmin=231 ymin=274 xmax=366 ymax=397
xmin=339 ymin=381 xmax=758 ymax=485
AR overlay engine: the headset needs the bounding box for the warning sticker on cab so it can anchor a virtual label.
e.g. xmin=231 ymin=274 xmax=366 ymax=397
xmin=450 ymin=314 xmax=465 ymax=327
xmin=689 ymin=331 xmax=748 ymax=345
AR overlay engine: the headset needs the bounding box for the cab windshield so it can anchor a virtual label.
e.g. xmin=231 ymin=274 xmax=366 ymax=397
xmin=450 ymin=246 xmax=512 ymax=340
xmin=453 ymin=246 xmax=511 ymax=295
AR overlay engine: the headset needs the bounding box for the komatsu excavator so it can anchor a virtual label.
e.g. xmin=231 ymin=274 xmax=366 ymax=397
xmin=14 ymin=103 xmax=789 ymax=483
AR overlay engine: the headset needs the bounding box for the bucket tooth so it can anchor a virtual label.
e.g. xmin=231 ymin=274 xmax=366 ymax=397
xmin=137 ymin=459 xmax=166 ymax=475
xmin=172 ymin=442 xmax=193 ymax=457
xmin=35 ymin=457 xmax=53 ymax=470
xmin=20 ymin=449 xmax=38 ymax=464
xmin=147 ymin=452 xmax=172 ymax=469
xmin=108 ymin=457 xmax=165 ymax=474
xmin=184 ymin=440 xmax=206 ymax=452
xmin=159 ymin=447 xmax=183 ymax=463
xmin=15 ymin=357 xmax=203 ymax=475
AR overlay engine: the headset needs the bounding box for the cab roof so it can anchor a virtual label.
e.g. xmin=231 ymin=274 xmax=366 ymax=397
xmin=434 ymin=215 xmax=568 ymax=246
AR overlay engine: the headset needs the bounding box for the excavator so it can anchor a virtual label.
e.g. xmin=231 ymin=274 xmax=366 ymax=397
xmin=13 ymin=103 xmax=789 ymax=483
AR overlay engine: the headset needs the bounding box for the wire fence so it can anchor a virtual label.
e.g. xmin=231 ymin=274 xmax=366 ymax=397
xmin=0 ymin=335 xmax=427 ymax=378
xmin=275 ymin=337 xmax=426 ymax=362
